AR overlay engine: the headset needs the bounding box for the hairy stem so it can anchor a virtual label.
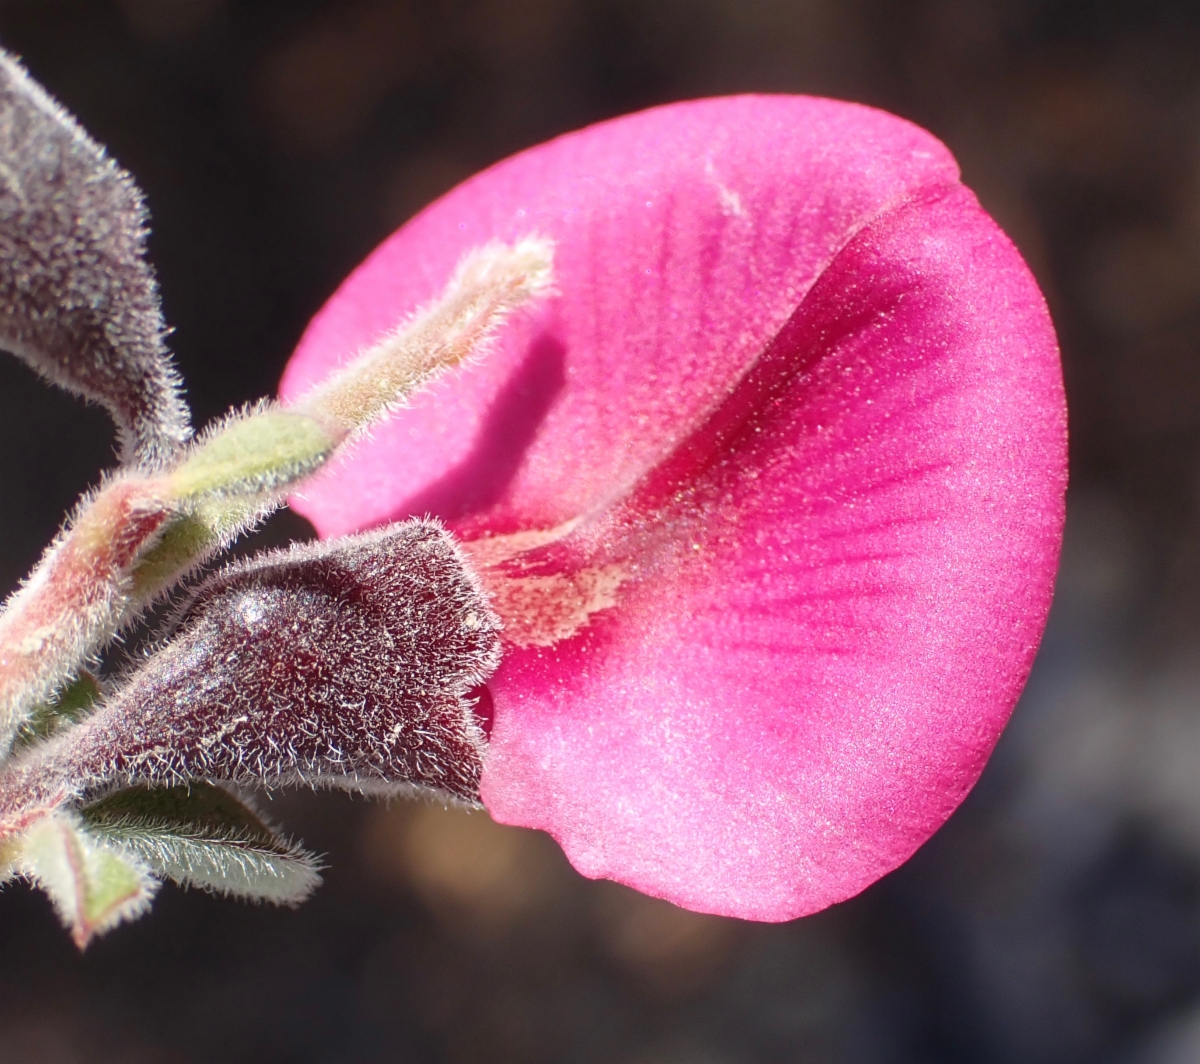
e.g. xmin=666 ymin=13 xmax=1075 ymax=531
xmin=0 ymin=479 xmax=172 ymax=748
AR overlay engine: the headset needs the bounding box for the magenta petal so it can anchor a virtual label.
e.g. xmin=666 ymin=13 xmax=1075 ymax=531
xmin=281 ymin=96 xmax=1066 ymax=921
xmin=281 ymin=96 xmax=960 ymax=539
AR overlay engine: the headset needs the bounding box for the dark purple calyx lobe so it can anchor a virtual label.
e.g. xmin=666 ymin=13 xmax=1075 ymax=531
xmin=1 ymin=520 xmax=500 ymax=813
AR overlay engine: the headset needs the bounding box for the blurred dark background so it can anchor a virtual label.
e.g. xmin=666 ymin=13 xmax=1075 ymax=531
xmin=0 ymin=1 xmax=1198 ymax=1061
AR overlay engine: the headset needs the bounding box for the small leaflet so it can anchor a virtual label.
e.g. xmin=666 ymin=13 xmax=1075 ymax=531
xmin=15 ymin=809 xmax=158 ymax=948
xmin=80 ymin=783 xmax=321 ymax=904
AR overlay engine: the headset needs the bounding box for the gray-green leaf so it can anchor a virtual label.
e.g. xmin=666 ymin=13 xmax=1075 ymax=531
xmin=81 ymin=784 xmax=320 ymax=904
xmin=16 ymin=809 xmax=158 ymax=948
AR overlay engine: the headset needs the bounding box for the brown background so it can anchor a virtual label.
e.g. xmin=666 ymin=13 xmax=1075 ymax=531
xmin=1 ymin=1 xmax=1200 ymax=1062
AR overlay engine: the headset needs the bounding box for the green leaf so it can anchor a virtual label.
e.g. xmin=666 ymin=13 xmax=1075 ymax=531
xmin=80 ymin=784 xmax=321 ymax=905
xmin=12 ymin=671 xmax=102 ymax=750
xmin=17 ymin=810 xmax=158 ymax=949
xmin=129 ymin=492 xmax=271 ymax=607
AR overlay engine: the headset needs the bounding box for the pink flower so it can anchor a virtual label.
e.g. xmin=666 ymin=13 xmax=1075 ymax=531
xmin=279 ymin=95 xmax=1067 ymax=922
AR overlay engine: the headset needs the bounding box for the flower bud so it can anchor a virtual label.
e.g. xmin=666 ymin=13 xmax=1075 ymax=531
xmin=6 ymin=520 xmax=500 ymax=812
xmin=0 ymin=49 xmax=189 ymax=469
